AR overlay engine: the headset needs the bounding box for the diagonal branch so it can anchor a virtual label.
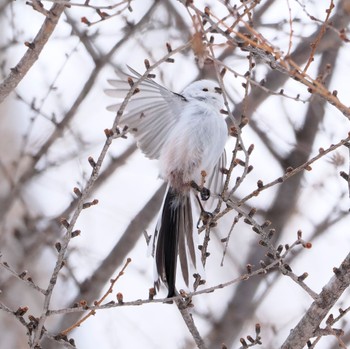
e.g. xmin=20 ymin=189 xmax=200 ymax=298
xmin=0 ymin=2 xmax=66 ymax=104
xmin=176 ymin=299 xmax=208 ymax=349
xmin=281 ymin=252 xmax=350 ymax=349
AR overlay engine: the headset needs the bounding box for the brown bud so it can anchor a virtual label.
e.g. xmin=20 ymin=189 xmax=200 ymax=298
xmin=117 ymin=292 xmax=124 ymax=304
xmin=73 ymin=187 xmax=82 ymax=197
xmin=247 ymin=335 xmax=254 ymax=343
xmin=248 ymin=144 xmax=254 ymax=155
xmin=239 ymin=338 xmax=248 ymax=348
xmin=144 ymin=59 xmax=150 ymax=69
xmin=15 ymin=306 xmax=29 ymax=316
xmin=248 ymin=208 xmax=256 ymax=217
xmin=284 ymin=264 xmax=292 ymax=272
xmin=166 ymin=42 xmax=172 ymax=53
xmin=297 ymin=272 xmax=308 ymax=282
xmin=55 ymin=242 xmax=61 ymax=252
xmin=149 ymin=288 xmax=156 ymax=300
xmin=71 ymin=230 xmax=81 ymax=238
xmin=277 ymin=245 xmax=283 ymax=254
xmin=104 ymin=128 xmax=114 ymax=138
xmin=266 ymin=252 xmax=275 ymax=260
xmin=255 ymin=323 xmax=261 ymax=335
xmin=88 ymin=156 xmax=96 ymax=168
xmin=267 ymin=229 xmax=275 ymax=239
xmin=326 ymin=314 xmax=334 ymax=325
xmin=302 ymin=242 xmax=312 ymax=249
xmin=127 ymin=77 xmax=134 ymax=87
xmin=79 ymin=299 xmax=87 ymax=307
xmin=24 ymin=41 xmax=35 ymax=49
xmin=297 ymin=230 xmax=302 ymax=239
xmin=81 ymin=17 xmax=91 ymax=26
xmin=333 ymin=267 xmax=341 ymax=277
xmin=60 ymin=218 xmax=70 ymax=229
xmin=19 ymin=271 xmax=27 ymax=279
xmin=261 ymin=220 xmax=271 ymax=228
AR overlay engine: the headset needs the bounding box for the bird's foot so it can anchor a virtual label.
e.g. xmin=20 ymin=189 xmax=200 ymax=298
xmin=190 ymin=181 xmax=211 ymax=201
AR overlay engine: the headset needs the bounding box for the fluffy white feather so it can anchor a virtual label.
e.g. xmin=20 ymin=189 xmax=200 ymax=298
xmin=106 ymin=67 xmax=228 ymax=296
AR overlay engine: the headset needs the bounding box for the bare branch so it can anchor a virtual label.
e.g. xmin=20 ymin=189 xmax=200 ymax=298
xmin=0 ymin=2 xmax=66 ymax=104
xmin=281 ymin=252 xmax=350 ymax=349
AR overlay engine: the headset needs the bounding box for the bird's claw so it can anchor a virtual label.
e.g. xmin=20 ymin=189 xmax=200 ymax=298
xmin=190 ymin=181 xmax=210 ymax=201
xmin=200 ymin=187 xmax=210 ymax=201
xmin=197 ymin=210 xmax=213 ymax=228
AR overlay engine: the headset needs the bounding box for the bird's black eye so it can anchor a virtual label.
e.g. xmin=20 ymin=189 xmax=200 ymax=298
xmin=202 ymin=88 xmax=208 ymax=92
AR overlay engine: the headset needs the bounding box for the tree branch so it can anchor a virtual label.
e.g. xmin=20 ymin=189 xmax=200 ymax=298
xmin=281 ymin=252 xmax=350 ymax=349
xmin=0 ymin=1 xmax=66 ymax=104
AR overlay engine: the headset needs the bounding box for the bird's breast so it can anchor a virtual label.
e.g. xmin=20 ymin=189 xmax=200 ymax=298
xmin=159 ymin=103 xmax=227 ymax=191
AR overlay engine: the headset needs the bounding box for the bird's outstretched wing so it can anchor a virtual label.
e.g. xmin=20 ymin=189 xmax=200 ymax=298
xmin=106 ymin=67 xmax=226 ymax=202
xmin=105 ymin=67 xmax=187 ymax=160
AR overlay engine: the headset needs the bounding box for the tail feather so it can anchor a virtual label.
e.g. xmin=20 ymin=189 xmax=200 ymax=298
xmin=178 ymin=197 xmax=193 ymax=286
xmin=155 ymin=188 xmax=179 ymax=297
xmin=154 ymin=187 xmax=195 ymax=297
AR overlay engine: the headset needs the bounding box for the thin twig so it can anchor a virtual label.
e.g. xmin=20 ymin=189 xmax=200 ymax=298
xmin=302 ymin=0 xmax=335 ymax=73
xmin=0 ymin=255 xmax=46 ymax=295
xmin=60 ymin=258 xmax=132 ymax=335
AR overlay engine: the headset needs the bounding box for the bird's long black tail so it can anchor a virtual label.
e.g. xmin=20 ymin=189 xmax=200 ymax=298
xmin=154 ymin=187 xmax=195 ymax=297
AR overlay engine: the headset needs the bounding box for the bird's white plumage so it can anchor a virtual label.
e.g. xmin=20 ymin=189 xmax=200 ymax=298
xmin=105 ymin=67 xmax=228 ymax=295
xmin=106 ymin=68 xmax=227 ymax=194
xmin=158 ymin=79 xmax=227 ymax=192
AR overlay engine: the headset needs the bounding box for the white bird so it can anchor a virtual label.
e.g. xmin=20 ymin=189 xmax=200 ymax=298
xmin=105 ymin=67 xmax=228 ymax=297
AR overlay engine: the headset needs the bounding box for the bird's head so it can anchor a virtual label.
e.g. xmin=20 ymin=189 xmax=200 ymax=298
xmin=182 ymin=80 xmax=224 ymax=110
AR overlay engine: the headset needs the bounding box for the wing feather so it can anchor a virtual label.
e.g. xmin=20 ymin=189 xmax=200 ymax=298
xmin=105 ymin=67 xmax=186 ymax=159
xmin=202 ymin=151 xmax=227 ymax=211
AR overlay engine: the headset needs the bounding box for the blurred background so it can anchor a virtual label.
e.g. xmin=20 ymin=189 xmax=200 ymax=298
xmin=0 ymin=0 xmax=350 ymax=348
